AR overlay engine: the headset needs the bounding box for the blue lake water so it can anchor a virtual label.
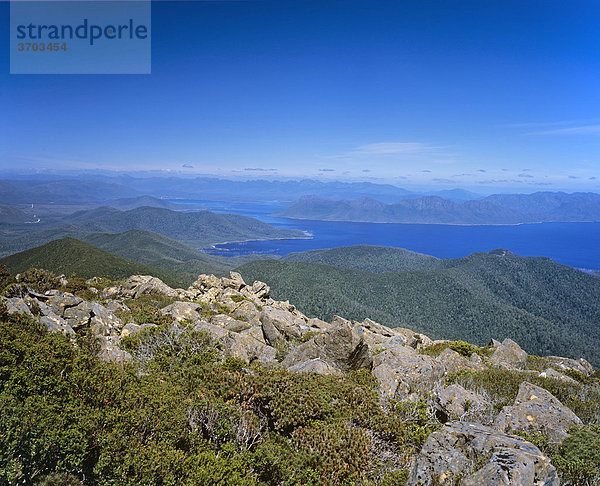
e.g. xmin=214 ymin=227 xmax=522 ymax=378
xmin=170 ymin=199 xmax=600 ymax=270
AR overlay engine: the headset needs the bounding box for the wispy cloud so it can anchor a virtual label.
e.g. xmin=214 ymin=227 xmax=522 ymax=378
xmin=530 ymin=124 xmax=600 ymax=136
xmin=514 ymin=119 xmax=600 ymax=136
xmin=350 ymin=142 xmax=434 ymax=155
xmin=243 ymin=167 xmax=278 ymax=172
xmin=333 ymin=142 xmax=450 ymax=159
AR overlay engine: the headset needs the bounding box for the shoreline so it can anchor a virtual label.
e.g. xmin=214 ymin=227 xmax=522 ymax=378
xmin=202 ymin=233 xmax=313 ymax=250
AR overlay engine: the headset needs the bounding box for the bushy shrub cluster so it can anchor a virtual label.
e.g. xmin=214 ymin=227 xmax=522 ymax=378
xmin=420 ymin=340 xmax=492 ymax=358
xmin=0 ymin=302 xmax=439 ymax=485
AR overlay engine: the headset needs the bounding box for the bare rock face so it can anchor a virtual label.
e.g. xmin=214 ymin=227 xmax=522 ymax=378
xmin=211 ymin=314 xmax=251 ymax=333
xmin=281 ymin=315 xmax=372 ymax=373
xmin=538 ymin=368 xmax=578 ymax=384
xmin=436 ymin=348 xmax=485 ymax=376
xmin=259 ymin=306 xmax=304 ymax=346
xmin=372 ymin=345 xmax=445 ymax=399
xmin=224 ymin=332 xmax=277 ymax=365
xmin=408 ymin=422 xmax=558 ymax=486
xmin=436 ymin=384 xmax=491 ymax=422
xmin=96 ymin=335 xmax=132 ymax=363
xmin=89 ymin=302 xmax=123 ymax=336
xmin=287 ymin=358 xmax=341 ymax=376
xmin=545 ymin=355 xmax=595 ymax=376
xmin=44 ymin=290 xmax=83 ymax=316
xmin=63 ymin=301 xmax=94 ymax=329
xmin=489 ymin=338 xmax=527 ymax=370
xmin=494 ymin=381 xmax=582 ymax=444
xmin=121 ymin=275 xmax=180 ymax=299
xmin=160 ymin=302 xmax=204 ymax=322
xmin=354 ymin=318 xmax=399 ymax=349
xmin=1 ymin=296 xmax=34 ymax=317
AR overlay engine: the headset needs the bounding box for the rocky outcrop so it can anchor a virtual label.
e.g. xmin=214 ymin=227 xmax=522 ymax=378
xmin=435 ymin=384 xmax=491 ymax=422
xmin=545 ymin=355 xmax=595 ymax=376
xmin=408 ymin=422 xmax=558 ymax=485
xmin=119 ymin=275 xmax=181 ymax=299
xmin=538 ymin=368 xmax=578 ymax=384
xmin=281 ymin=316 xmax=372 ymax=373
xmin=260 ymin=306 xmax=304 ymax=346
xmin=372 ymin=345 xmax=444 ymax=399
xmin=489 ymin=338 xmax=527 ymax=370
xmin=436 ymin=348 xmax=485 ymax=375
xmin=494 ymin=381 xmax=582 ymax=444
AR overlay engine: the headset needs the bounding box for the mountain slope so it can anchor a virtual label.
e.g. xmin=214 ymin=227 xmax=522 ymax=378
xmin=69 ymin=207 xmax=306 ymax=247
xmin=81 ymin=229 xmax=239 ymax=277
xmin=106 ymin=195 xmax=200 ymax=211
xmin=283 ymin=245 xmax=439 ymax=273
xmin=238 ymin=250 xmax=600 ymax=365
xmin=276 ymin=196 xmax=527 ymax=224
xmin=0 ymin=207 xmax=306 ymax=257
xmin=0 ymin=238 xmax=190 ymax=288
xmin=0 ymin=205 xmax=35 ymax=224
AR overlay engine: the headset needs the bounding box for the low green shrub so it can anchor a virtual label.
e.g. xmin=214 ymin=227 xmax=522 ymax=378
xmin=420 ymin=340 xmax=491 ymax=359
xmin=553 ymin=425 xmax=600 ymax=485
xmin=17 ymin=267 xmax=61 ymax=293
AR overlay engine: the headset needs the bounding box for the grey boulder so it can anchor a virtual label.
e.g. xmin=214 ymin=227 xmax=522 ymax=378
xmin=494 ymin=381 xmax=582 ymax=444
xmin=408 ymin=422 xmax=558 ymax=485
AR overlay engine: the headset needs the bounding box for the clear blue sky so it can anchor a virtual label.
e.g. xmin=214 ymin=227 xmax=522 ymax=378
xmin=1 ymin=0 xmax=599 ymax=192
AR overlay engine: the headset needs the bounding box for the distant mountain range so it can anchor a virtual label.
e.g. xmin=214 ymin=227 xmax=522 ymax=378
xmin=277 ymin=192 xmax=600 ymax=224
xmin=0 ymin=176 xmax=486 ymax=207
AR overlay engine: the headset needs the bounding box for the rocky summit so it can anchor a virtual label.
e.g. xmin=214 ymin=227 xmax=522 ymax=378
xmin=2 ymin=270 xmax=599 ymax=485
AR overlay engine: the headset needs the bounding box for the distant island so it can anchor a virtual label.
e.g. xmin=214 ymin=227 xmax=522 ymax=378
xmin=275 ymin=192 xmax=600 ymax=224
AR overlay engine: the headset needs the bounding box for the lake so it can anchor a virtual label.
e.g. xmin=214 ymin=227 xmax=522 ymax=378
xmin=170 ymin=199 xmax=600 ymax=270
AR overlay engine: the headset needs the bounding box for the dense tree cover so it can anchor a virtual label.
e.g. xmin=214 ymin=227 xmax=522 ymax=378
xmin=0 ymin=302 xmax=441 ymax=486
xmin=81 ymin=230 xmax=278 ymax=279
xmin=283 ymin=245 xmax=439 ymax=273
xmin=0 ymin=238 xmax=191 ymax=289
xmin=238 ymin=251 xmax=600 ymax=366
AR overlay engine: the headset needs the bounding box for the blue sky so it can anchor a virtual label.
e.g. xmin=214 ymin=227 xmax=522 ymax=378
xmin=1 ymin=0 xmax=599 ymax=192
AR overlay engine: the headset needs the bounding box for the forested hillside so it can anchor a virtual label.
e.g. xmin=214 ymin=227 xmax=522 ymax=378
xmin=0 ymin=206 xmax=305 ymax=257
xmin=283 ymin=245 xmax=439 ymax=273
xmin=0 ymin=238 xmax=189 ymax=288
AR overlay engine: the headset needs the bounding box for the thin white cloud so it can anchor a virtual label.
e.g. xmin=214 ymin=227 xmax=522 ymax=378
xmin=350 ymin=142 xmax=434 ymax=155
xmin=530 ymin=124 xmax=600 ymax=136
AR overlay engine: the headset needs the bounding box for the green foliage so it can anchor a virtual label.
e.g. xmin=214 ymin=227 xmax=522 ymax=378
xmin=0 ymin=238 xmax=190 ymax=288
xmin=17 ymin=267 xmax=61 ymax=293
xmin=238 ymin=249 xmax=600 ymax=366
xmin=283 ymin=245 xmax=439 ymax=273
xmin=525 ymin=354 xmax=550 ymax=372
xmin=0 ymin=264 xmax=15 ymax=293
xmin=120 ymin=294 xmax=177 ymax=326
xmin=552 ymin=425 xmax=600 ymax=485
xmin=0 ymin=300 xmax=441 ymax=486
xmin=420 ymin=340 xmax=490 ymax=358
xmin=514 ymin=430 xmax=554 ymax=456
